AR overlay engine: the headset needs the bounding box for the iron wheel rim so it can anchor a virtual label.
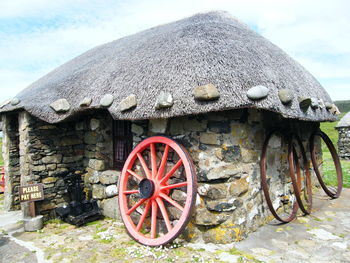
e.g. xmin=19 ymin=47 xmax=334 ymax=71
xmin=260 ymin=129 xmax=299 ymax=223
xmin=309 ymin=130 xmax=343 ymax=198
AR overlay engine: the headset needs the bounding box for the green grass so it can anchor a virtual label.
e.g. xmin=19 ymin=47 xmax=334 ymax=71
xmin=322 ymin=151 xmax=350 ymax=188
xmin=320 ymin=112 xmax=350 ymax=188
xmin=320 ymin=112 xmax=346 ymax=148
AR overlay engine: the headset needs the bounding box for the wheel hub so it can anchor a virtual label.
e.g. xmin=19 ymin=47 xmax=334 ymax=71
xmin=139 ymin=179 xmax=155 ymax=199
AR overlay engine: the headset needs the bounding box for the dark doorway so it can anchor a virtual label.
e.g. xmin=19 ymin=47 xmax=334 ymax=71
xmin=112 ymin=120 xmax=132 ymax=170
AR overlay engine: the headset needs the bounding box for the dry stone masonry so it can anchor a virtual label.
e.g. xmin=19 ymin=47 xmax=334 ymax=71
xmin=2 ymin=111 xmax=114 ymax=218
xmin=337 ymin=127 xmax=350 ymax=160
xmin=2 ymin=109 xmax=321 ymax=243
xmin=336 ymin=112 xmax=350 ymax=160
xmin=128 ymin=109 xmax=321 ymax=243
xmin=2 ymin=113 xmax=21 ymax=211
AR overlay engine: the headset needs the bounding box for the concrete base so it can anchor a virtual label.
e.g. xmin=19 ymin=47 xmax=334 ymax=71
xmin=24 ymin=215 xmax=43 ymax=232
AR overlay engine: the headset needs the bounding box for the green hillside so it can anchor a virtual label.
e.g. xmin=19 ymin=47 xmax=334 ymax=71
xmin=335 ymin=100 xmax=350 ymax=113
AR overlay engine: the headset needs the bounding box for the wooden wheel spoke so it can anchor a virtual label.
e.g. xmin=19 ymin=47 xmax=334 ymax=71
xmin=127 ymin=198 xmax=146 ymax=215
xmin=151 ymin=200 xmax=158 ymax=239
xmin=137 ymin=153 xmax=151 ymax=179
xmin=157 ymin=144 xmax=170 ymax=180
xmin=159 ymin=159 xmax=183 ymax=184
xmin=161 ymin=182 xmax=188 ymax=191
xmin=150 ymin=143 xmax=157 ymax=179
xmin=119 ymin=136 xmax=197 ymax=246
xmin=127 ymin=169 xmax=143 ymax=181
xmin=159 ymin=192 xmax=184 ymax=212
xmin=136 ymin=200 xmax=151 ymax=232
xmin=156 ymin=197 xmax=172 ymax=232
xmin=123 ymin=189 xmax=139 ymax=195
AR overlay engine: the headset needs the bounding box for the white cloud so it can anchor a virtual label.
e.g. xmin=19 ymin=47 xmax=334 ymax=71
xmin=0 ymin=0 xmax=117 ymax=18
xmin=0 ymin=0 xmax=76 ymax=18
xmin=0 ymin=0 xmax=349 ymax=102
xmin=295 ymin=57 xmax=350 ymax=80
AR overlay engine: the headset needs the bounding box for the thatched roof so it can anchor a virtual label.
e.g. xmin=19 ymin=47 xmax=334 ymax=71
xmin=0 ymin=11 xmax=336 ymax=123
xmin=336 ymin=112 xmax=350 ymax=128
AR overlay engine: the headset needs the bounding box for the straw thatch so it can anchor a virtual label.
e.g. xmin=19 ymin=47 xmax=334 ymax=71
xmin=336 ymin=111 xmax=350 ymax=128
xmin=0 ymin=11 xmax=336 ymax=123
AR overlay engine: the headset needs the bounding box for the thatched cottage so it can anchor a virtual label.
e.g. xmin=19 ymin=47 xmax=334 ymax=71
xmin=0 ymin=11 xmax=338 ymax=245
xmin=336 ymin=111 xmax=350 ymax=159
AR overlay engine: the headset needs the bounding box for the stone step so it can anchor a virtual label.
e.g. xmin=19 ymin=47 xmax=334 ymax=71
xmin=0 ymin=210 xmax=24 ymax=233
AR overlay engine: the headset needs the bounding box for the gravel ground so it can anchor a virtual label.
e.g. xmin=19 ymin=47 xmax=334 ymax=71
xmin=1 ymin=188 xmax=349 ymax=263
xmin=0 ymin=235 xmax=38 ymax=263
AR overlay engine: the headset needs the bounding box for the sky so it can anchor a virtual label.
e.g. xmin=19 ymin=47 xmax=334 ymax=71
xmin=0 ymin=0 xmax=349 ymax=103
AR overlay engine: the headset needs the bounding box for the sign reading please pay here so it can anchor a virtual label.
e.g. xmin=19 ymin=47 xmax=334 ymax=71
xmin=19 ymin=184 xmax=44 ymax=202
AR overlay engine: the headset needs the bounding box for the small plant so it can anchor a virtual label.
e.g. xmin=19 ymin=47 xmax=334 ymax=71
xmin=228 ymin=247 xmax=264 ymax=263
xmin=111 ymin=248 xmax=127 ymax=258
xmin=44 ymin=218 xmax=64 ymax=226
xmin=191 ymin=254 xmax=200 ymax=262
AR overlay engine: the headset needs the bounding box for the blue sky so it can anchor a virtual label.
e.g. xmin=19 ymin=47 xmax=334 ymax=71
xmin=0 ymin=0 xmax=349 ymax=103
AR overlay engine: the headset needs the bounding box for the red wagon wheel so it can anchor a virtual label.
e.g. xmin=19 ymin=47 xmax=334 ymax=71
xmin=309 ymin=130 xmax=343 ymax=198
xmin=260 ymin=130 xmax=299 ymax=223
xmin=288 ymin=134 xmax=312 ymax=215
xmin=0 ymin=168 xmax=4 ymax=193
xmin=118 ymin=136 xmax=197 ymax=246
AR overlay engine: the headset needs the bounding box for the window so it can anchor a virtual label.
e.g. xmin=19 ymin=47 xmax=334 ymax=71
xmin=113 ymin=120 xmax=133 ymax=170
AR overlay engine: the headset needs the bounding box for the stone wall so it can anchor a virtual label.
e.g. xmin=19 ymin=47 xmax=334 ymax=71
xmin=2 ymin=113 xmax=21 ymax=210
xmin=2 ymin=112 xmax=86 ymax=217
xmin=337 ymin=127 xmax=350 ymax=160
xmin=2 ymin=111 xmax=118 ymax=219
xmin=80 ymin=113 xmax=119 ymax=219
xmin=19 ymin=112 xmax=86 ymax=218
xmin=2 ymin=109 xmax=321 ymax=243
xmin=127 ymin=109 xmax=320 ymax=243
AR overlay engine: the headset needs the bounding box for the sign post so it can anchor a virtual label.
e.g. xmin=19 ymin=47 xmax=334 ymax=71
xmin=19 ymin=183 xmax=44 ymax=218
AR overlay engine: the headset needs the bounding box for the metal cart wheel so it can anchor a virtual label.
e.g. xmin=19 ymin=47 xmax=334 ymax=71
xmin=310 ymin=130 xmax=343 ymax=198
xmin=288 ymin=134 xmax=312 ymax=215
xmin=260 ymin=130 xmax=299 ymax=223
xmin=118 ymin=136 xmax=197 ymax=246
